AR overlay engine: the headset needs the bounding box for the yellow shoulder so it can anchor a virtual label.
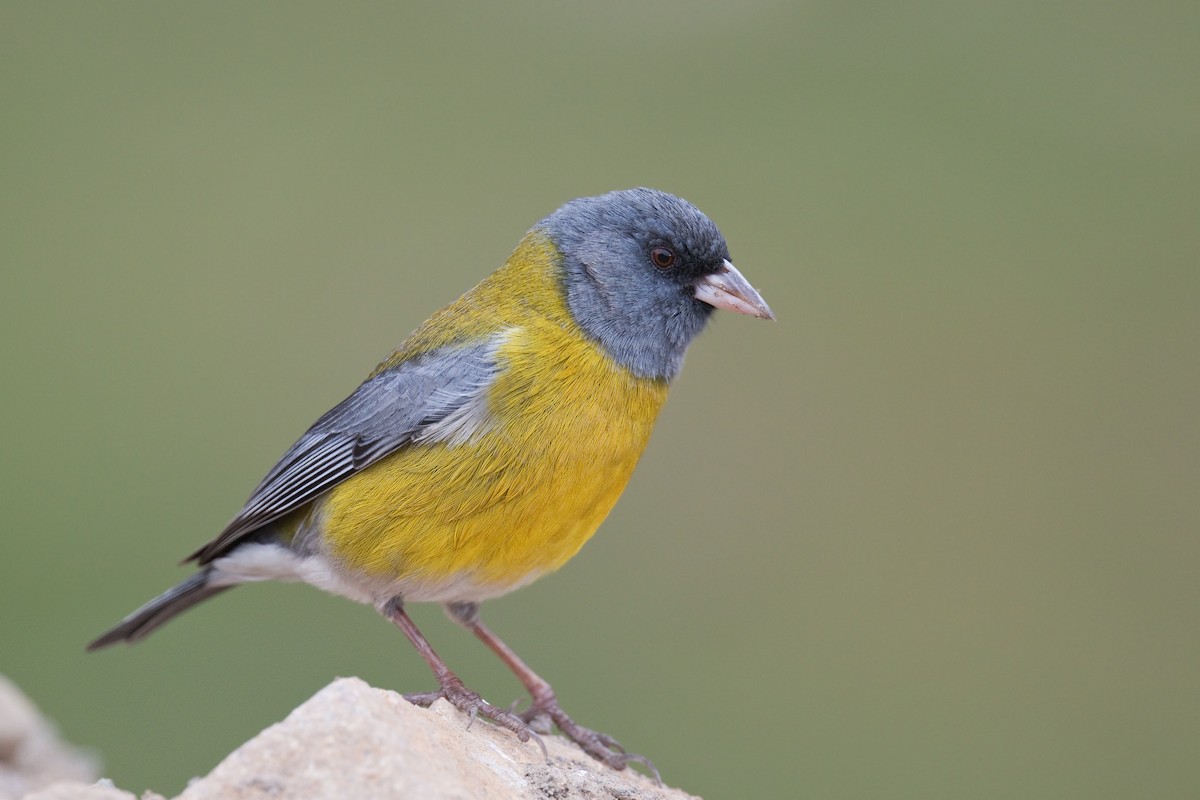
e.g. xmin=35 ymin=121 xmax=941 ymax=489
xmin=371 ymin=231 xmax=571 ymax=376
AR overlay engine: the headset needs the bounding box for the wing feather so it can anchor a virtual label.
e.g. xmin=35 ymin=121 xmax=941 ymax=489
xmin=187 ymin=335 xmax=507 ymax=564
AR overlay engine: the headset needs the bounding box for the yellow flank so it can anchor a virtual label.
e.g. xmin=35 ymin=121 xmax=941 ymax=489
xmin=318 ymin=232 xmax=670 ymax=594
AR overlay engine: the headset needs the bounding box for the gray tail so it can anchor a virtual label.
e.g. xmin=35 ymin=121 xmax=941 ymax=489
xmin=87 ymin=568 xmax=233 ymax=650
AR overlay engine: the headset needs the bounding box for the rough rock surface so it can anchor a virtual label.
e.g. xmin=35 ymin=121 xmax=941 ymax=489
xmin=175 ymin=678 xmax=697 ymax=800
xmin=9 ymin=676 xmax=699 ymax=799
xmin=0 ymin=674 xmax=99 ymax=800
xmin=22 ymin=781 xmax=155 ymax=800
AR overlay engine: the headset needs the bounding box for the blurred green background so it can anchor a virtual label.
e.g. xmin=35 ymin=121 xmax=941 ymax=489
xmin=3 ymin=2 xmax=1197 ymax=798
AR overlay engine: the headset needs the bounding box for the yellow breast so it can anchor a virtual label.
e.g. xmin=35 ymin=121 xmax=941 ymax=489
xmin=313 ymin=233 xmax=670 ymax=601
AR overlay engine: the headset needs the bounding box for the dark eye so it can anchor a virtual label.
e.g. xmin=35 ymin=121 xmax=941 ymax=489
xmin=650 ymin=246 xmax=676 ymax=269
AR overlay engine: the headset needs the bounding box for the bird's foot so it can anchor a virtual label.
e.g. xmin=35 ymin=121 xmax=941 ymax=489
xmin=520 ymin=694 xmax=660 ymax=783
xmin=404 ymin=677 xmax=548 ymax=759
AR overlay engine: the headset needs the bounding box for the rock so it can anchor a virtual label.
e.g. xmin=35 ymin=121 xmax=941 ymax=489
xmin=22 ymin=779 xmax=162 ymax=800
xmin=175 ymin=677 xmax=698 ymax=800
xmin=4 ymin=674 xmax=698 ymax=799
xmin=0 ymin=674 xmax=98 ymax=800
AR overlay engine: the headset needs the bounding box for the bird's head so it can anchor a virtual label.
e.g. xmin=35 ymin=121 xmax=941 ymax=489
xmin=541 ymin=187 xmax=773 ymax=381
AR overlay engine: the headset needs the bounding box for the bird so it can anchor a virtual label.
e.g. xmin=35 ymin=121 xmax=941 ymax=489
xmin=88 ymin=187 xmax=773 ymax=776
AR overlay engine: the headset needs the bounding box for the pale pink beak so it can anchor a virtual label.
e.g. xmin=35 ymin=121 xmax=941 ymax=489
xmin=693 ymin=259 xmax=775 ymax=320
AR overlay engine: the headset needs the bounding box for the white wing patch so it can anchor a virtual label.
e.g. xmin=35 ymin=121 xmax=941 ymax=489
xmin=412 ymin=328 xmax=515 ymax=447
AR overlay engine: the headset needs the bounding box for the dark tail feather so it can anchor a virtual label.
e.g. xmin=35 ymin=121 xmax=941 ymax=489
xmin=87 ymin=568 xmax=233 ymax=650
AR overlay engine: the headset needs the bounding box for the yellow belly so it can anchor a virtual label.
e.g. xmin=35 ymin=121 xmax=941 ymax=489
xmin=316 ymin=320 xmax=668 ymax=600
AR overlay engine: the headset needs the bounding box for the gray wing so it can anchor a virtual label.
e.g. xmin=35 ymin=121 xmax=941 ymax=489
xmin=187 ymin=336 xmax=505 ymax=565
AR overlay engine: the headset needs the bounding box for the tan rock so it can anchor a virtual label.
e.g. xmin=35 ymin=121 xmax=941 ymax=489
xmin=0 ymin=674 xmax=98 ymax=800
xmin=5 ymin=673 xmax=697 ymax=799
xmin=175 ymin=677 xmax=697 ymax=800
xmin=21 ymin=779 xmax=161 ymax=800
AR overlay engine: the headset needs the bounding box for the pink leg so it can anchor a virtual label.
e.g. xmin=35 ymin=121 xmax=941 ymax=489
xmin=445 ymin=601 xmax=660 ymax=782
xmin=381 ymin=598 xmax=546 ymax=758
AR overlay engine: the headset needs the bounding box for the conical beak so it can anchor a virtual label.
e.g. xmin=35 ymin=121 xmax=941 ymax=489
xmin=694 ymin=259 xmax=775 ymax=320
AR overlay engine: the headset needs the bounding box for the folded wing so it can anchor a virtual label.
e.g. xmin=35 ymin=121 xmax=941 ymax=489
xmin=187 ymin=335 xmax=507 ymax=565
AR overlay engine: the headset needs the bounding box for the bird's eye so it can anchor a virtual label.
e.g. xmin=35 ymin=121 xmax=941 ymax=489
xmin=650 ymin=246 xmax=677 ymax=270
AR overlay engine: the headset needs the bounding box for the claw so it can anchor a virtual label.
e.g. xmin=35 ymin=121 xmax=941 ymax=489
xmin=525 ymin=696 xmax=661 ymax=784
xmin=599 ymin=734 xmax=626 ymax=753
xmin=404 ymin=682 xmax=547 ymax=759
xmin=402 ymin=690 xmax=442 ymax=707
xmin=519 ymin=706 xmax=554 ymax=735
xmin=384 ymin=602 xmax=550 ymax=762
xmin=433 ymin=606 xmax=662 ymax=781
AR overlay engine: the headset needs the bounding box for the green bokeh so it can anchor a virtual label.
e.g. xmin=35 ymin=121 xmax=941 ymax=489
xmin=3 ymin=2 xmax=1197 ymax=798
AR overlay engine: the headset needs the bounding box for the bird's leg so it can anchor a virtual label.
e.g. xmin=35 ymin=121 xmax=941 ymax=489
xmin=380 ymin=597 xmax=546 ymax=758
xmin=444 ymin=601 xmax=660 ymax=782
